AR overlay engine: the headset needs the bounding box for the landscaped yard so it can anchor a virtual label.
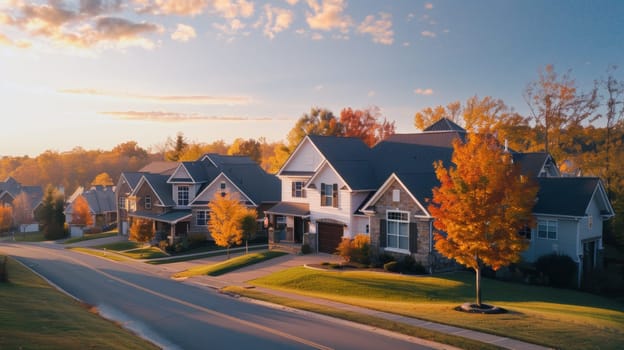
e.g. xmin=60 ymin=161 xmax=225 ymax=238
xmin=173 ymin=250 xmax=287 ymax=277
xmin=249 ymin=267 xmax=624 ymax=350
xmin=63 ymin=231 xmax=118 ymax=244
xmin=0 ymin=256 xmax=158 ymax=349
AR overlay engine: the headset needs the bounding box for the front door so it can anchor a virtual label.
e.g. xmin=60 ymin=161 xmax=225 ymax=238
xmin=294 ymin=217 xmax=303 ymax=243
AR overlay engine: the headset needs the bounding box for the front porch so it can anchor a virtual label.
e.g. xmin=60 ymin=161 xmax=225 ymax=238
xmin=129 ymin=210 xmax=192 ymax=245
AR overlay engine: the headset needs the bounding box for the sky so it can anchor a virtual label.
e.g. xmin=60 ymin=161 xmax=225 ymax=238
xmin=0 ymin=0 xmax=622 ymax=157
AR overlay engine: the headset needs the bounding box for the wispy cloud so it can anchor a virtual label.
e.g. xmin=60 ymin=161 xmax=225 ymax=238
xmin=414 ymin=88 xmax=434 ymax=96
xmin=0 ymin=32 xmax=30 ymax=48
xmin=314 ymin=84 xmax=324 ymax=91
xmin=212 ymin=0 xmax=254 ymax=19
xmin=60 ymin=88 xmax=251 ymax=105
xmin=135 ymin=0 xmax=209 ymax=16
xmin=357 ymin=12 xmax=393 ymax=45
xmin=263 ymin=5 xmax=294 ymax=39
xmin=305 ymin=0 xmax=352 ymax=33
xmin=425 ymin=3 xmax=434 ymax=10
xmin=171 ymin=24 xmax=196 ymax=42
xmin=285 ymin=0 xmax=299 ymax=5
xmin=100 ymin=110 xmax=281 ymax=122
xmin=421 ymin=30 xmax=436 ymax=38
xmin=368 ymin=90 xmax=376 ymax=97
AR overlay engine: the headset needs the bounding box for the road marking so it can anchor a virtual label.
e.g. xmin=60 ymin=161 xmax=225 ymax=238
xmin=13 ymin=245 xmax=334 ymax=350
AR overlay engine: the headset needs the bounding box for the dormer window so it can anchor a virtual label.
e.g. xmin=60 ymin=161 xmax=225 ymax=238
xmin=177 ymin=186 xmax=189 ymax=206
xmin=144 ymin=195 xmax=151 ymax=210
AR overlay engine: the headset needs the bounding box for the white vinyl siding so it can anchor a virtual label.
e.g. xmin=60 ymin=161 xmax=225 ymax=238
xmin=538 ymin=219 xmax=557 ymax=240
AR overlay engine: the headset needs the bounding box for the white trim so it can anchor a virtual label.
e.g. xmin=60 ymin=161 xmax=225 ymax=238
xmin=190 ymin=172 xmax=257 ymax=207
xmin=277 ymin=136 xmax=326 ymax=176
xmin=166 ymin=163 xmax=196 ymax=184
xmin=199 ymin=154 xmax=218 ymax=167
xmin=586 ymin=180 xmax=615 ymax=219
xmin=361 ymin=173 xmax=431 ymax=217
xmin=305 ymin=160 xmax=354 ymax=192
xmin=130 ymin=176 xmax=167 ymax=207
xmin=383 ymin=247 xmax=410 ymax=255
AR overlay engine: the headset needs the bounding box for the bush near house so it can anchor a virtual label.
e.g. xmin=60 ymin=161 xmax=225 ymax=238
xmin=336 ymin=234 xmax=370 ymax=265
xmin=535 ymin=253 xmax=578 ymax=288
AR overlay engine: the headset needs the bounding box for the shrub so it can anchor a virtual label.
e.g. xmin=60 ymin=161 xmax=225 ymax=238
xmin=187 ymin=233 xmax=207 ymax=248
xmin=301 ymin=243 xmax=312 ymax=255
xmin=402 ymin=255 xmax=426 ymax=274
xmin=158 ymin=240 xmax=169 ymax=251
xmin=336 ymin=234 xmax=370 ymax=265
xmin=384 ymin=260 xmax=399 ymax=272
xmin=0 ymin=256 xmax=8 ymax=283
xmin=535 ymin=253 xmax=577 ymax=288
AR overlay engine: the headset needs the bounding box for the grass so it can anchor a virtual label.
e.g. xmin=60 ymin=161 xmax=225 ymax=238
xmin=67 ymin=247 xmax=129 ymax=262
xmin=222 ymin=286 xmax=503 ymax=350
xmin=12 ymin=231 xmax=47 ymax=242
xmin=118 ymin=247 xmax=168 ymax=259
xmin=250 ymin=267 xmax=624 ymax=350
xmin=96 ymin=241 xmax=141 ymax=251
xmin=0 ymin=255 xmax=158 ymax=349
xmin=173 ymin=251 xmax=288 ymax=278
xmin=63 ymin=231 xmax=118 ymax=244
xmin=147 ymin=244 xmax=268 ymax=265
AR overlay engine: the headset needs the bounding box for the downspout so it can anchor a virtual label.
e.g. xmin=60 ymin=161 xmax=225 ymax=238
xmin=576 ymin=219 xmax=582 ymax=288
xmin=429 ymin=219 xmax=434 ymax=274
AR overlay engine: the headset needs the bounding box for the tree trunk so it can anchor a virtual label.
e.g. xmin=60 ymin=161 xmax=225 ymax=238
xmin=227 ymin=246 xmax=230 ymax=259
xmin=245 ymin=239 xmax=248 ymax=254
xmin=475 ymin=267 xmax=482 ymax=307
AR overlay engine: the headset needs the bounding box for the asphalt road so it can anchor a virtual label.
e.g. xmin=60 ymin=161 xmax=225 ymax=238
xmin=1 ymin=242 xmax=441 ymax=350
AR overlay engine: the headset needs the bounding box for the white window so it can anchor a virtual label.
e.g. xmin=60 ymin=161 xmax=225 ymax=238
xmin=387 ymin=211 xmax=409 ymax=250
xmin=118 ymin=196 xmax=125 ymax=210
xmin=144 ymin=195 xmax=151 ymax=210
xmin=320 ymin=183 xmax=338 ymax=208
xmin=196 ymin=210 xmax=210 ymax=226
xmin=177 ymin=186 xmax=189 ymax=206
xmin=392 ymin=189 xmax=400 ymax=202
xmin=588 ymin=215 xmax=593 ymax=230
xmin=292 ymin=181 xmax=306 ymax=198
xmin=538 ymin=219 xmax=557 ymax=240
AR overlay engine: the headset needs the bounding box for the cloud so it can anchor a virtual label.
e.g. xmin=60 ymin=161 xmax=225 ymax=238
xmin=213 ymin=18 xmax=247 ymax=37
xmin=0 ymin=32 xmax=31 ymax=48
xmin=421 ymin=30 xmax=436 ymax=38
xmin=171 ymin=23 xmax=196 ymax=42
xmin=368 ymin=90 xmax=375 ymax=97
xmin=305 ymin=0 xmax=351 ymax=33
xmin=314 ymin=84 xmax=323 ymax=91
xmin=0 ymin=2 xmax=161 ymax=49
xmin=357 ymin=12 xmax=393 ymax=45
xmin=135 ymin=0 xmax=208 ymax=16
xmin=425 ymin=3 xmax=434 ymax=10
xmin=212 ymin=0 xmax=254 ymax=19
xmin=100 ymin=110 xmax=280 ymax=122
xmin=285 ymin=0 xmax=299 ymax=5
xmin=263 ymin=5 xmax=293 ymax=39
xmin=310 ymin=32 xmax=323 ymax=40
xmin=60 ymin=88 xmax=251 ymax=105
xmin=414 ymin=88 xmax=434 ymax=96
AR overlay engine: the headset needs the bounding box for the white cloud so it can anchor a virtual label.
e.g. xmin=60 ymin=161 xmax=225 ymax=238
xmin=213 ymin=18 xmax=246 ymax=36
xmin=368 ymin=90 xmax=375 ymax=97
xmin=311 ymin=32 xmax=323 ymax=40
xmin=314 ymin=84 xmax=323 ymax=91
xmin=285 ymin=0 xmax=299 ymax=5
xmin=211 ymin=0 xmax=254 ymax=19
xmin=100 ymin=110 xmax=278 ymax=122
xmin=305 ymin=0 xmax=352 ymax=33
xmin=414 ymin=88 xmax=434 ymax=96
xmin=402 ymin=41 xmax=410 ymax=47
xmin=171 ymin=24 xmax=196 ymax=42
xmin=425 ymin=3 xmax=434 ymax=10
xmin=421 ymin=30 xmax=436 ymax=38
xmin=263 ymin=5 xmax=294 ymax=39
xmin=137 ymin=0 xmax=209 ymax=16
xmin=357 ymin=12 xmax=393 ymax=45
xmin=60 ymin=88 xmax=251 ymax=105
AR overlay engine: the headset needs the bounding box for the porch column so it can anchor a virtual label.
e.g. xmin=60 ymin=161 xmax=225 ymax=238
xmin=170 ymin=224 xmax=175 ymax=246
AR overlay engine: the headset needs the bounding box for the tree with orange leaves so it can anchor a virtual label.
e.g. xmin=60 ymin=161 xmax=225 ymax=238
xmin=429 ymin=133 xmax=538 ymax=307
xmin=0 ymin=206 xmax=12 ymax=233
xmin=339 ymin=107 xmax=396 ymax=146
xmin=71 ymin=195 xmax=93 ymax=227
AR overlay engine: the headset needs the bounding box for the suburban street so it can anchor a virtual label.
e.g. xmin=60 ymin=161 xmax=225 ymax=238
xmin=0 ymin=241 xmax=441 ymax=350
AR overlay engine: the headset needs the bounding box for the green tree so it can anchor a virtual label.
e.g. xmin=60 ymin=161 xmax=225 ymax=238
xmin=208 ymin=193 xmax=248 ymax=259
xmin=165 ymin=132 xmax=188 ymax=161
xmin=38 ymin=186 xmax=66 ymax=240
xmin=240 ymin=209 xmax=258 ymax=254
xmin=286 ymin=108 xmax=343 ymax=151
xmin=429 ymin=133 xmax=538 ymax=307
xmin=129 ymin=218 xmax=154 ymax=243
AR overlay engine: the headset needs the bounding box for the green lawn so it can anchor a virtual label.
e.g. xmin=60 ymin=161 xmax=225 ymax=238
xmin=63 ymin=231 xmax=118 ymax=244
xmin=96 ymin=241 xmax=141 ymax=251
xmin=12 ymin=231 xmax=47 ymax=242
xmin=250 ymin=267 xmax=624 ymax=350
xmin=147 ymin=244 xmax=268 ymax=265
xmin=0 ymin=256 xmax=158 ymax=349
xmin=119 ymin=247 xmax=168 ymax=259
xmin=173 ymin=251 xmax=287 ymax=277
xmin=68 ymin=247 xmax=129 ymax=262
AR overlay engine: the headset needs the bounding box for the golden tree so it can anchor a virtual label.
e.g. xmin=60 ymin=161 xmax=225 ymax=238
xmin=129 ymin=218 xmax=154 ymax=243
xmin=208 ymin=193 xmax=249 ymax=259
xmin=91 ymin=172 xmax=114 ymax=186
xmin=429 ymin=133 xmax=538 ymax=307
xmin=71 ymin=196 xmax=93 ymax=227
xmin=0 ymin=206 xmax=13 ymax=233
xmin=11 ymin=192 xmax=33 ymax=232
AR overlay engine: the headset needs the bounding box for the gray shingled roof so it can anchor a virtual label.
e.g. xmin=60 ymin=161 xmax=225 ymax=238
xmin=383 ymin=132 xmax=466 ymax=149
xmin=534 ymin=177 xmax=602 ymax=217
xmin=423 ymin=118 xmax=466 ymax=132
xmin=265 ymin=202 xmax=310 ymax=217
xmin=82 ymin=186 xmax=116 ymax=213
xmin=121 ymin=172 xmax=144 ymax=191
xmin=512 ymin=153 xmax=550 ymax=178
xmin=221 ymin=161 xmax=281 ymax=204
xmin=142 ymin=173 xmax=175 ymax=206
xmin=0 ymin=177 xmax=43 ymax=211
xmin=139 ymin=162 xmax=178 ymax=175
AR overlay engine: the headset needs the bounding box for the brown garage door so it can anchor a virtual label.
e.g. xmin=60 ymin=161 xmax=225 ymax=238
xmin=318 ymin=222 xmax=344 ymax=254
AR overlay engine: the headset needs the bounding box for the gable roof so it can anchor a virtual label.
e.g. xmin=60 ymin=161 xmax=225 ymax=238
xmin=219 ymin=161 xmax=281 ymax=204
xmin=534 ymin=177 xmax=614 ymax=218
xmin=134 ymin=173 xmax=175 ymax=207
xmin=119 ymin=172 xmax=144 ymax=192
xmin=81 ymin=186 xmax=116 ymax=213
xmin=139 ymin=161 xmax=178 ymax=175
xmin=383 ymin=132 xmax=466 ymax=149
xmin=512 ymin=152 xmax=554 ymax=178
xmin=424 ymin=118 xmax=466 ymax=132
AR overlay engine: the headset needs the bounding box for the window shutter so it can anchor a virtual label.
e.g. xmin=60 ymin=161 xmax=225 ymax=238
xmin=380 ymin=219 xmax=387 ymax=248
xmin=332 ymin=183 xmax=338 ymax=208
xmin=409 ymin=222 xmax=418 ymax=253
xmin=320 ymin=183 xmax=325 ymax=206
xmin=291 ymin=181 xmax=296 ymax=197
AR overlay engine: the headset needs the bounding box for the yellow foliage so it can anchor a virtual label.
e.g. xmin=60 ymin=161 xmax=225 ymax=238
xmin=208 ymin=193 xmax=249 ymax=251
xmin=71 ymin=196 xmax=93 ymax=226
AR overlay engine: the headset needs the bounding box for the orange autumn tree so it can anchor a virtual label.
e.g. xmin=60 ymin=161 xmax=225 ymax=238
xmin=429 ymin=133 xmax=538 ymax=308
xmin=71 ymin=195 xmax=93 ymax=227
xmin=208 ymin=193 xmax=255 ymax=259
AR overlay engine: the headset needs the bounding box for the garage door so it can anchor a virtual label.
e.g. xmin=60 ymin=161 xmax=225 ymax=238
xmin=318 ymin=222 xmax=344 ymax=254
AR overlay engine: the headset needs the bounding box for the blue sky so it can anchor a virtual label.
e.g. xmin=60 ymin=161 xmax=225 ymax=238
xmin=1 ymin=0 xmax=622 ymax=156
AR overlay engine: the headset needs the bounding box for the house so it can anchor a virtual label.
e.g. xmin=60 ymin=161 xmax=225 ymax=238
xmin=116 ymin=154 xmax=280 ymax=244
xmin=268 ymin=118 xmax=615 ymax=279
xmin=0 ymin=177 xmax=43 ymax=232
xmin=64 ymin=185 xmax=117 ymax=232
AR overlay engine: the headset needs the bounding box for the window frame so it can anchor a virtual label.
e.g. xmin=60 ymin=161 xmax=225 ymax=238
xmin=320 ymin=183 xmax=338 ymax=208
xmin=386 ymin=210 xmax=410 ymax=251
xmin=537 ymin=219 xmax=557 ymax=240
xmin=118 ymin=196 xmax=125 ymax=210
xmin=291 ymin=181 xmax=306 ymax=198
xmin=177 ymin=185 xmax=189 ymax=206
xmin=196 ymin=210 xmax=210 ymax=226
xmin=144 ymin=195 xmax=152 ymax=210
